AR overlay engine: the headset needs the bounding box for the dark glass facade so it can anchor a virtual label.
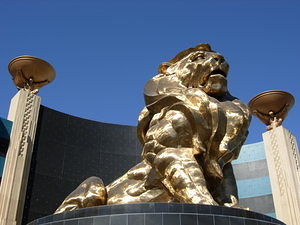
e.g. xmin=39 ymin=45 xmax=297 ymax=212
xmin=22 ymin=106 xmax=142 ymax=224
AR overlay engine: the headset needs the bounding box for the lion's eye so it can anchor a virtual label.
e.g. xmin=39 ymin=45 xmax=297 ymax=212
xmin=191 ymin=53 xmax=206 ymax=62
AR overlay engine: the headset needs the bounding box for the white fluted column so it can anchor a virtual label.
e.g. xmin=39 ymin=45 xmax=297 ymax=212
xmin=263 ymin=126 xmax=300 ymax=225
xmin=0 ymin=90 xmax=40 ymax=225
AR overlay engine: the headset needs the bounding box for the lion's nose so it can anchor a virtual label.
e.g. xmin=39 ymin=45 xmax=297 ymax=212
xmin=212 ymin=54 xmax=225 ymax=63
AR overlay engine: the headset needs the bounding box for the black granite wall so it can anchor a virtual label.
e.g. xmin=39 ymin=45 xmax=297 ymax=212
xmin=22 ymin=106 xmax=142 ymax=225
xmin=27 ymin=203 xmax=285 ymax=225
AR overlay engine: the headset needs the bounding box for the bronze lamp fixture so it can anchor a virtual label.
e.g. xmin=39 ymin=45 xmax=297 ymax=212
xmin=8 ymin=56 xmax=56 ymax=94
xmin=248 ymin=90 xmax=295 ymax=130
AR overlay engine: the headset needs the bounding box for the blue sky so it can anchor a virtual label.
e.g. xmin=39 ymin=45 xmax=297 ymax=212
xmin=0 ymin=1 xmax=299 ymax=144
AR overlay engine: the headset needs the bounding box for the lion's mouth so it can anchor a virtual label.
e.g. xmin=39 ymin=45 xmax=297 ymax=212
xmin=197 ymin=68 xmax=228 ymax=87
xmin=209 ymin=69 xmax=227 ymax=77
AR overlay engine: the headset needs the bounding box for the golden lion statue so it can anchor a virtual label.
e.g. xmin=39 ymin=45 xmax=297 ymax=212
xmin=55 ymin=43 xmax=251 ymax=213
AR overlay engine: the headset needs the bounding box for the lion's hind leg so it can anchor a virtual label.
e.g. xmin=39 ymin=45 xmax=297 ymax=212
xmin=54 ymin=176 xmax=107 ymax=214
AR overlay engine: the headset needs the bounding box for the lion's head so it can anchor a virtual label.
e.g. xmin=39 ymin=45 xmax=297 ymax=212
xmin=158 ymin=43 xmax=229 ymax=97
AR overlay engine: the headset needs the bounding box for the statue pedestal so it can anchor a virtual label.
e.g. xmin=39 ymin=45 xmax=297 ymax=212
xmin=27 ymin=203 xmax=285 ymax=225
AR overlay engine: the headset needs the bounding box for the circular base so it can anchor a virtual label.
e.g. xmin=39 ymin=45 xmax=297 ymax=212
xmin=27 ymin=203 xmax=285 ymax=225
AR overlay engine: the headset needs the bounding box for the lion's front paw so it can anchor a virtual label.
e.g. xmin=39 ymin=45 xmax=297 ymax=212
xmin=224 ymin=195 xmax=250 ymax=210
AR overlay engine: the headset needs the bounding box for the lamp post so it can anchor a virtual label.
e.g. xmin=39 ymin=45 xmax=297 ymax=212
xmin=0 ymin=56 xmax=55 ymax=225
xmin=249 ymin=90 xmax=299 ymax=225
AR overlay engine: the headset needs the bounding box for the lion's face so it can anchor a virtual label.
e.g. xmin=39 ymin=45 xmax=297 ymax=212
xmin=166 ymin=51 xmax=229 ymax=97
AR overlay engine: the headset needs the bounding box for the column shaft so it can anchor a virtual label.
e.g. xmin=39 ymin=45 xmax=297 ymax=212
xmin=0 ymin=90 xmax=41 ymax=225
xmin=263 ymin=126 xmax=300 ymax=225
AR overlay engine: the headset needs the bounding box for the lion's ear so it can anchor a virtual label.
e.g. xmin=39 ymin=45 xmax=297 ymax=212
xmin=195 ymin=43 xmax=213 ymax=52
xmin=158 ymin=62 xmax=172 ymax=74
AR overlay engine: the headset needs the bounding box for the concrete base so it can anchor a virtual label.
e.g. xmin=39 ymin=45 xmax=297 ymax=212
xmin=27 ymin=203 xmax=285 ymax=225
